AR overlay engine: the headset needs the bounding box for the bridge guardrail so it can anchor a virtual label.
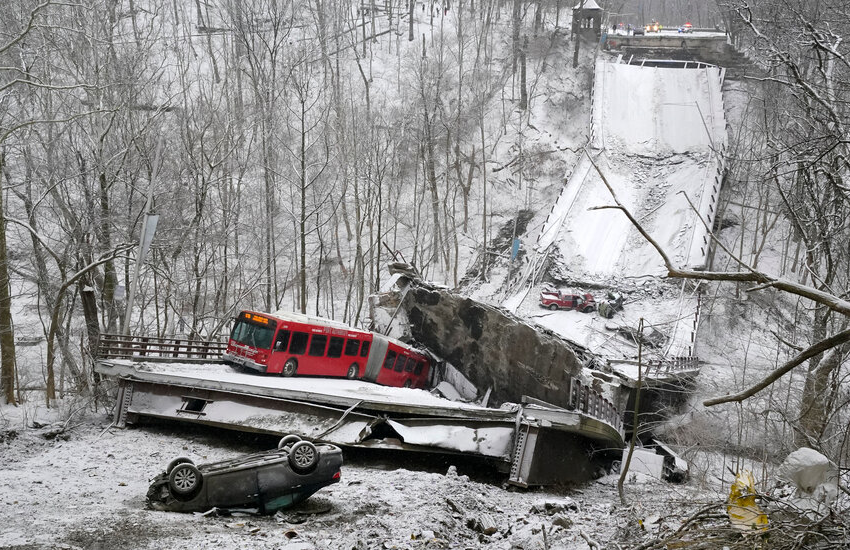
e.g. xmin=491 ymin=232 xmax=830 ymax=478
xmin=97 ymin=333 xmax=227 ymax=362
xmin=568 ymin=377 xmax=623 ymax=436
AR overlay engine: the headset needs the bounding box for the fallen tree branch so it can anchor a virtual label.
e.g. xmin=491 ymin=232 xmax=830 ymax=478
xmin=584 ymin=150 xmax=850 ymax=317
xmin=579 ymin=529 xmax=601 ymax=549
xmin=584 ymin=149 xmax=850 ymax=408
xmin=703 ymin=328 xmax=850 ymax=406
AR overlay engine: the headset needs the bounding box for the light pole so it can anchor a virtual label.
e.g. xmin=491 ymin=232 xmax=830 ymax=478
xmin=121 ymin=140 xmax=162 ymax=336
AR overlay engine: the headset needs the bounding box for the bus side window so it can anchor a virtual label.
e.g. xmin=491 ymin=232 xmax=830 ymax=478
xmin=413 ymin=361 xmax=425 ymax=375
xmin=360 ymin=341 xmax=371 ymax=357
xmin=274 ymin=330 xmax=291 ymax=351
xmin=327 ymin=337 xmax=344 ymax=358
xmin=382 ymin=350 xmax=396 ymax=369
xmin=309 ymin=334 xmax=328 ymax=356
xmin=289 ymin=332 xmax=309 ymax=355
xmin=344 ymin=339 xmax=360 ymax=356
xmin=394 ymin=355 xmax=405 ymax=372
xmin=404 ymin=357 xmax=416 ymax=372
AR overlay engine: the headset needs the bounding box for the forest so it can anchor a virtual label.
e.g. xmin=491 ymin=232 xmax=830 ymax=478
xmin=0 ymin=0 xmax=848 ymax=475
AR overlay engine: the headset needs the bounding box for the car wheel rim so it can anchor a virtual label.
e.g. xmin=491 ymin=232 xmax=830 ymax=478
xmin=293 ymin=446 xmax=315 ymax=468
xmin=348 ymin=365 xmax=357 ymax=378
xmin=173 ymin=468 xmax=196 ymax=490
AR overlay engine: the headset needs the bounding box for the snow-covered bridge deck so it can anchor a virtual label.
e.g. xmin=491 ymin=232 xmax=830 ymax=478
xmin=96 ymin=358 xmax=625 ymax=486
xmin=507 ymin=59 xmax=724 ymax=369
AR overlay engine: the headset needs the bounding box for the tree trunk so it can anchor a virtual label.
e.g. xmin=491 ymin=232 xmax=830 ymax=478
xmin=300 ymin=97 xmax=308 ymax=314
xmin=96 ymin=171 xmax=120 ymax=332
xmin=519 ymin=35 xmax=528 ymax=109
xmin=0 ymin=152 xmax=16 ymax=405
xmin=409 ymin=0 xmax=414 ymax=41
xmin=573 ymin=0 xmax=586 ymax=68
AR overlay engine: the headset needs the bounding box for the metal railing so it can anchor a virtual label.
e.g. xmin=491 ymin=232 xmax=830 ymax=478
xmin=642 ymin=356 xmax=700 ymax=376
xmin=97 ymin=333 xmax=227 ymax=362
xmin=568 ymin=377 xmax=623 ymax=435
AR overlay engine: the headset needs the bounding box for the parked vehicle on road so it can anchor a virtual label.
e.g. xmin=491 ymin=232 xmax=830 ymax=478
xmin=539 ymin=290 xmax=596 ymax=313
xmin=146 ymin=435 xmax=343 ymax=514
xmin=678 ymin=22 xmax=693 ymax=33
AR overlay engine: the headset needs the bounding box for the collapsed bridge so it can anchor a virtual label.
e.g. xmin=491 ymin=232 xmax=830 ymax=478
xmin=96 ymin=331 xmax=624 ymax=487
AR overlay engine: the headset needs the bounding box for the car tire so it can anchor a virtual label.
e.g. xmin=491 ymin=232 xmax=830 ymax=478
xmin=582 ymin=306 xmax=594 ymax=313
xmin=168 ymin=463 xmax=202 ymax=498
xmin=288 ymin=441 xmax=319 ymax=474
xmin=346 ymin=363 xmax=359 ymax=379
xmin=166 ymin=456 xmax=195 ymax=475
xmin=549 ymin=304 xmax=558 ymax=311
xmin=282 ymin=358 xmax=298 ymax=377
xmin=403 ymin=380 xmax=412 ymax=388
xmin=278 ymin=434 xmax=302 ymax=450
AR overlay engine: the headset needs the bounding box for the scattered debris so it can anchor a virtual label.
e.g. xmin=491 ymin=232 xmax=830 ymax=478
xmin=622 ymin=447 xmax=665 ymax=479
xmin=610 ymin=323 xmax=667 ymax=348
xmin=0 ymin=428 xmax=18 ymax=443
xmin=530 ymin=498 xmax=580 ymax=515
xmin=551 ymin=514 xmax=573 ymax=529
xmin=597 ymin=292 xmax=624 ymax=319
xmin=275 ymin=497 xmax=334 ymax=524
xmin=467 ymin=513 xmax=498 ymax=535
xmin=579 ymin=529 xmax=602 ymax=549
xmin=652 ymin=439 xmax=689 ymax=483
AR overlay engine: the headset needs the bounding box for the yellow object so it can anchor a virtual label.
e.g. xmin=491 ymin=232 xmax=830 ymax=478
xmin=727 ymin=471 xmax=769 ymax=531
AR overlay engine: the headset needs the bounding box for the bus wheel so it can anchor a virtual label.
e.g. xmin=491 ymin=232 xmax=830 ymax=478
xmin=403 ymin=380 xmax=412 ymax=388
xmin=346 ymin=363 xmax=359 ymax=379
xmin=282 ymin=359 xmax=298 ymax=377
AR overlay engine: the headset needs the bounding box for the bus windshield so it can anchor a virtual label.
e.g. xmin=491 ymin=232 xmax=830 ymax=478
xmin=230 ymin=319 xmax=275 ymax=350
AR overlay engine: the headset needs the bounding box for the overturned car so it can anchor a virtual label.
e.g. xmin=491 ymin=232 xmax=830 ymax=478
xmin=146 ymin=435 xmax=343 ymax=514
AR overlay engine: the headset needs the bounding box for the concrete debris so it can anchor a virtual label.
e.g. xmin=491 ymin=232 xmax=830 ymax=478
xmin=623 ymin=447 xmax=664 ymax=479
xmin=467 ymin=513 xmax=498 ymax=535
xmin=446 ymin=497 xmax=463 ymax=514
xmin=652 ymin=439 xmax=689 ymax=483
xmin=432 ymin=381 xmax=465 ymax=402
xmin=530 ymin=497 xmax=580 ymax=515
xmin=611 ymin=324 xmax=667 ymax=348
xmin=551 ymin=514 xmax=573 ymax=529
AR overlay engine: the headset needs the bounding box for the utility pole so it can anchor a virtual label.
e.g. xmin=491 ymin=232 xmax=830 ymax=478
xmin=122 ymin=141 xmax=162 ymax=335
xmin=572 ymin=0 xmax=586 ymax=68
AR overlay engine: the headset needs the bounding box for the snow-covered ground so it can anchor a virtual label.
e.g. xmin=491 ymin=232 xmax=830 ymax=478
xmin=0 ymin=405 xmax=725 ymax=550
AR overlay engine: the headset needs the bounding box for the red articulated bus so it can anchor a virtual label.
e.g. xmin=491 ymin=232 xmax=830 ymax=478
xmin=222 ymin=310 xmax=432 ymax=389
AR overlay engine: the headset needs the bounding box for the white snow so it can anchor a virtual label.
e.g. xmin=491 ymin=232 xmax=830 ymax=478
xmin=505 ymin=59 xmax=725 ymax=365
xmin=0 ymin=405 xmax=725 ymax=550
xmin=110 ymin=359 xmax=507 ymax=412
